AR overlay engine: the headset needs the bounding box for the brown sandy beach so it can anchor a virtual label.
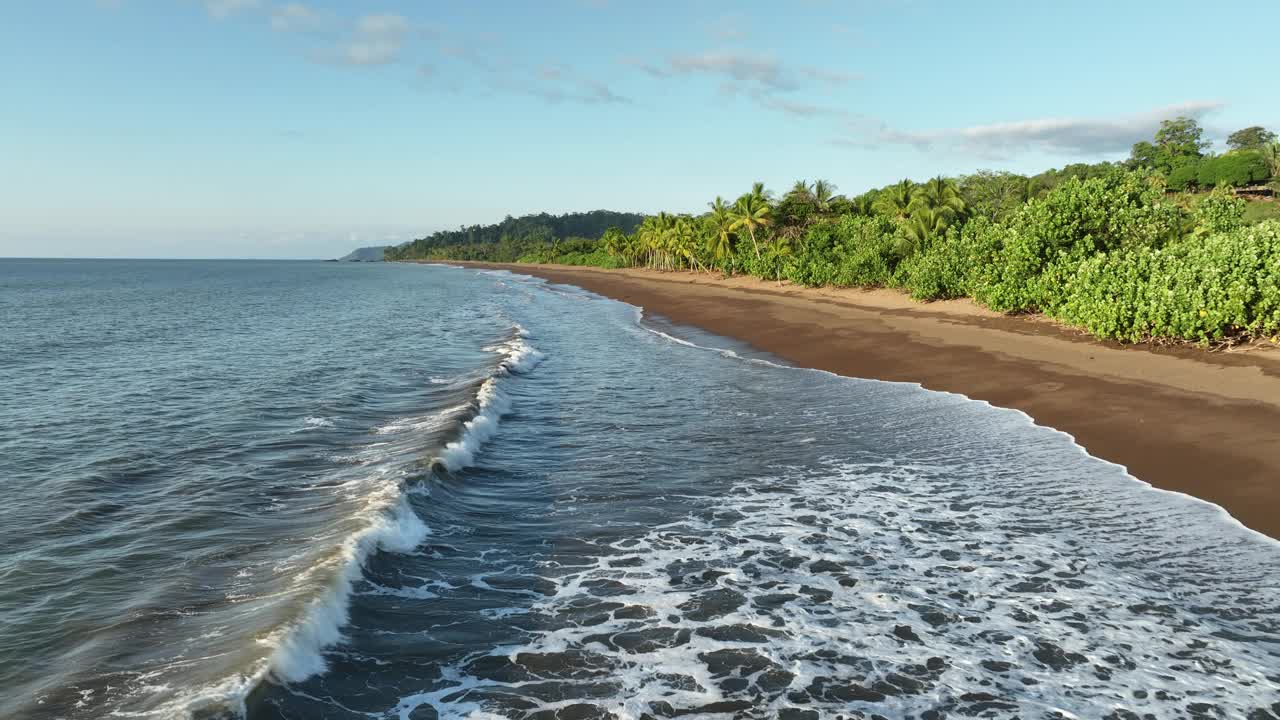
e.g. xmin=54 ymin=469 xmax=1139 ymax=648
xmin=440 ymin=261 xmax=1280 ymax=541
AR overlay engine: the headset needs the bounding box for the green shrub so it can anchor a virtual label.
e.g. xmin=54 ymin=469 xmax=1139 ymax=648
xmin=783 ymin=221 xmax=840 ymax=286
xmin=1055 ymin=220 xmax=1280 ymax=343
xmin=901 ymin=218 xmax=1003 ymax=300
xmin=831 ymin=215 xmax=897 ymax=286
xmin=975 ymin=170 xmax=1183 ymax=312
xmin=1191 ymin=186 xmax=1246 ymax=235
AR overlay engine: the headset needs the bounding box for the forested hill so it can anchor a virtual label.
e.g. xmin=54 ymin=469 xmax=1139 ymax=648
xmin=385 ymin=210 xmax=645 ymax=261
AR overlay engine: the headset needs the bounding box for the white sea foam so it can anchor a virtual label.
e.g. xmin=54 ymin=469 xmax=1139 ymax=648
xmin=259 ymin=327 xmax=541 ymax=694
xmin=394 ymin=459 xmax=1280 ymax=718
xmin=435 ymin=329 xmax=543 ymax=472
xmin=263 ymin=494 xmax=430 ymax=683
xmin=163 ymin=329 xmax=543 ymax=719
xmin=627 ymin=306 xmax=1280 ymax=550
xmin=434 ymin=262 xmax=1280 ymax=546
xmin=374 ymin=404 xmax=469 ymax=435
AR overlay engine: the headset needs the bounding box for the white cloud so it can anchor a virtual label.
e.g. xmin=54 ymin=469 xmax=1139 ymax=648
xmin=204 ymin=0 xmax=258 ymax=19
xmin=632 ymin=50 xmax=858 ymax=117
xmin=873 ymin=101 xmax=1226 ymax=157
xmin=269 ymin=2 xmax=323 ymax=32
xmin=336 ymin=13 xmax=411 ymax=66
xmin=638 ymin=50 xmax=859 ymax=94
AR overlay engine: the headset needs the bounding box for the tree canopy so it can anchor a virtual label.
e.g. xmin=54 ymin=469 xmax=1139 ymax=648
xmin=389 ymin=117 xmax=1280 ymax=347
xmin=1227 ymin=126 xmax=1278 ymax=152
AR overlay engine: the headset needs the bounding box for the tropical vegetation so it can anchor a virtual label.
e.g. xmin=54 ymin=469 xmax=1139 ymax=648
xmin=387 ymin=119 xmax=1280 ymax=346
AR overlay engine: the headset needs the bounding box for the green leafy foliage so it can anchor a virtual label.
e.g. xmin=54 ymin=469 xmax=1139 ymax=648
xmin=1196 ymin=151 xmax=1271 ymax=188
xmin=1055 ymin=221 xmax=1280 ymax=343
xmin=900 ymin=217 xmax=1003 ymax=300
xmin=1166 ymin=160 xmax=1201 ymax=191
xmin=385 ymin=211 xmax=644 ymax=261
xmin=1227 ymin=126 xmax=1278 ymax=152
xmin=1129 ymin=117 xmax=1211 ymax=174
xmin=974 ymin=171 xmax=1184 ymax=312
xmin=1191 ymin=186 xmax=1246 ymax=235
xmin=958 ymin=170 xmax=1030 ymax=222
xmin=390 ymin=120 xmax=1280 ymax=347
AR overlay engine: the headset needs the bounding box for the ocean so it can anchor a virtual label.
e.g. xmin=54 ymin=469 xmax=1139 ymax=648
xmin=1 ymin=259 xmax=1277 ymax=720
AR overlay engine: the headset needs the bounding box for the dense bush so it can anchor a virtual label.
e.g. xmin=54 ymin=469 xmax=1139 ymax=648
xmin=780 ymin=215 xmax=898 ymax=287
xmin=1196 ymin=151 xmax=1271 ymax=188
xmin=901 ymin=217 xmax=1003 ymax=300
xmin=832 ymin=216 xmax=898 ymax=286
xmin=394 ymin=156 xmax=1280 ymax=346
xmin=1055 ymin=220 xmax=1280 ymax=343
xmin=782 ymin=221 xmax=841 ymax=286
xmin=973 ymin=172 xmax=1184 ymax=312
xmin=1192 ymin=186 xmax=1246 ymax=235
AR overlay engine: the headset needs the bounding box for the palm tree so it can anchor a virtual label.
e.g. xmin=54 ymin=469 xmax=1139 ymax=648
xmin=671 ymin=216 xmax=707 ymax=272
xmin=788 ymin=180 xmax=814 ymax=203
xmin=706 ymin=197 xmax=735 ymax=270
xmin=729 ymin=194 xmax=772 ymax=259
xmin=601 ymin=227 xmax=626 ymax=258
xmin=749 ymin=181 xmax=773 ymax=203
xmin=765 ymin=234 xmax=793 ymax=283
xmin=910 ymin=176 xmax=965 ymax=220
xmin=813 ymin=179 xmax=837 ymax=213
xmin=617 ymin=231 xmax=638 ymax=266
xmin=850 ymin=192 xmax=876 ymax=216
xmin=655 ymin=212 xmax=678 ymax=270
xmin=638 ymin=214 xmax=673 ymax=270
xmin=874 ymin=179 xmax=915 ymax=220
xmin=902 ymin=206 xmax=949 ymax=252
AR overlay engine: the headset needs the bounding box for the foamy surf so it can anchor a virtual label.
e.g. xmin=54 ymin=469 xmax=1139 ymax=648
xmin=628 ymin=305 xmax=1280 ymax=550
xmin=258 ymin=329 xmax=542 ymax=687
xmin=16 ymin=262 xmax=1277 ymax=720
xmin=161 ymin=327 xmax=544 ymax=719
xmin=436 ymin=328 xmax=543 ymax=472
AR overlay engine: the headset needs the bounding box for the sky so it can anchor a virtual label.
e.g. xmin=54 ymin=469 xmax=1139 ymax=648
xmin=3 ymin=0 xmax=1276 ymax=258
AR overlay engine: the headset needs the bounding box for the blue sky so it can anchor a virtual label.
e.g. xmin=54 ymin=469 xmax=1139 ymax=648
xmin=3 ymin=0 xmax=1275 ymax=258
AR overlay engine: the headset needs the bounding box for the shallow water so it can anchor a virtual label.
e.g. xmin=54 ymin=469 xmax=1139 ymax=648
xmin=1 ymin=260 xmax=1277 ymax=719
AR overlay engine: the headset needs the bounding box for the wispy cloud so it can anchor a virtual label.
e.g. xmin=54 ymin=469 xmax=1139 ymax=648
xmin=186 ymin=4 xmax=625 ymax=104
xmin=639 ymin=50 xmax=858 ymax=94
xmin=204 ymin=0 xmax=258 ymax=19
xmin=534 ymin=76 xmax=629 ymax=105
xmin=755 ymin=94 xmax=852 ymax=119
xmin=269 ymin=2 xmax=325 ymax=32
xmin=868 ymin=101 xmax=1226 ymax=157
xmin=429 ymin=45 xmax=628 ymax=105
xmin=332 ymin=13 xmax=412 ymax=66
xmin=633 ymin=50 xmax=859 ymax=118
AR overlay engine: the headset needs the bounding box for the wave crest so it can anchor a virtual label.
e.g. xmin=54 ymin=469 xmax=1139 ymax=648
xmin=436 ymin=328 xmax=543 ymax=472
xmin=178 ymin=326 xmax=541 ymax=718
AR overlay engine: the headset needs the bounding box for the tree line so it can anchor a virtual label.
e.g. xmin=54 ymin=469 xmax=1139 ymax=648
xmin=384 ymin=210 xmax=644 ymax=262
xmin=387 ymin=119 xmax=1280 ymax=345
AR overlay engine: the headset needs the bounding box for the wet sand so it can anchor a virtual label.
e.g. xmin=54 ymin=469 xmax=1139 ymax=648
xmin=439 ymin=262 xmax=1280 ymax=541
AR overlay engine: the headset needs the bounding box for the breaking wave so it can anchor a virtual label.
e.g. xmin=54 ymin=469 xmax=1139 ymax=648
xmin=173 ymin=327 xmax=542 ymax=719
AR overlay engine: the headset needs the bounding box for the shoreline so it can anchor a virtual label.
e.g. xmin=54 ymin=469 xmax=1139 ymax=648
xmin=428 ymin=260 xmax=1280 ymax=541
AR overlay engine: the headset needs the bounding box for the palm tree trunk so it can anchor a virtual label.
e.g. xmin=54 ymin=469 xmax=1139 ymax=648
xmin=747 ymin=226 xmax=762 ymax=259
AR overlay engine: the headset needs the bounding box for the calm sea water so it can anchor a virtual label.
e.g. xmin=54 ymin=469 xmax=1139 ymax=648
xmin=1 ymin=259 xmax=1277 ymax=720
